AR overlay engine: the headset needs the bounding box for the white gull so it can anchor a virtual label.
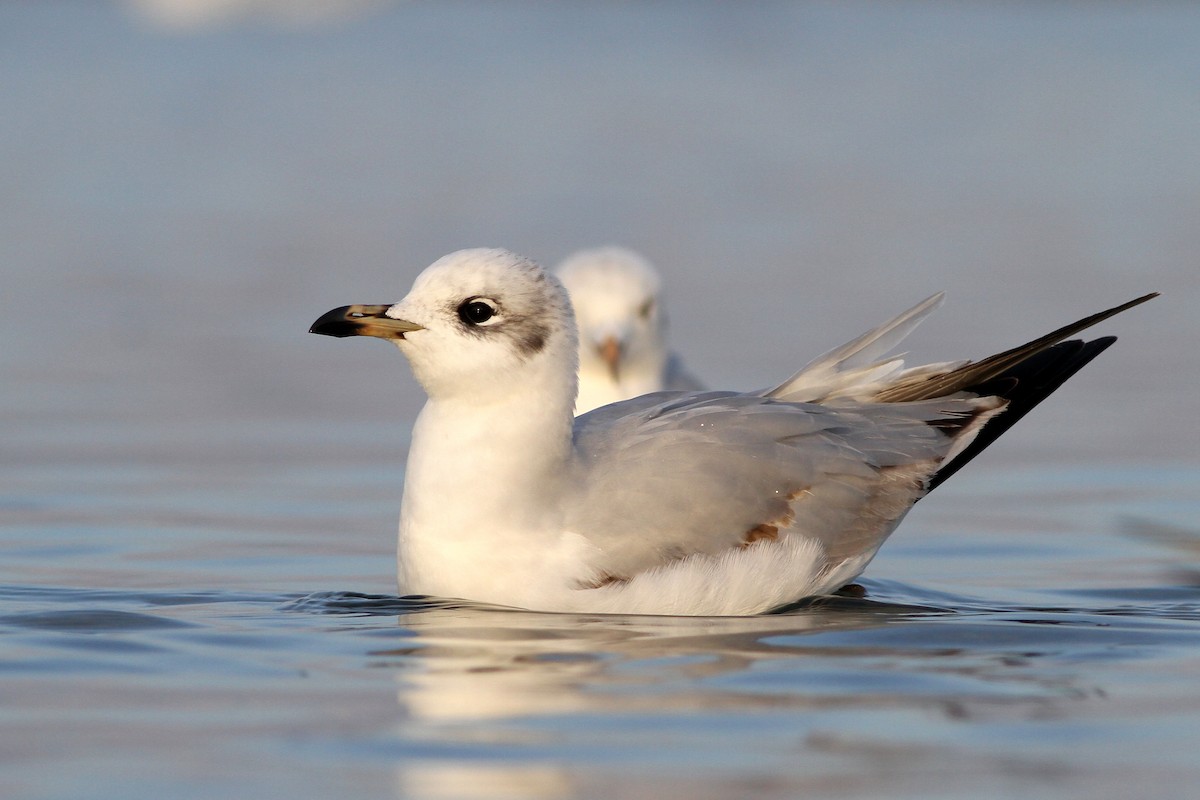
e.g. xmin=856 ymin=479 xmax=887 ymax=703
xmin=310 ymin=248 xmax=1155 ymax=616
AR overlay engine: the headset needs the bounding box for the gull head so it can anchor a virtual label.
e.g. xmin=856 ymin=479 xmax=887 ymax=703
xmin=555 ymin=246 xmax=668 ymax=384
xmin=310 ymin=248 xmax=579 ymax=402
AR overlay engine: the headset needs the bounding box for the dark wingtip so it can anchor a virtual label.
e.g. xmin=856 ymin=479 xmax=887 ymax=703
xmin=879 ymin=292 xmax=1157 ymax=403
xmin=309 ymin=306 xmax=359 ymax=337
xmin=925 ymin=335 xmax=1121 ymax=493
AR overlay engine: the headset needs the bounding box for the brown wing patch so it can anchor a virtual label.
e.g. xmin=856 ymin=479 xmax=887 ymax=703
xmin=580 ymin=488 xmax=815 ymax=587
xmin=742 ymin=523 xmax=779 ymax=546
xmin=578 ymin=572 xmax=629 ymax=590
xmin=741 ymin=487 xmax=810 ymax=548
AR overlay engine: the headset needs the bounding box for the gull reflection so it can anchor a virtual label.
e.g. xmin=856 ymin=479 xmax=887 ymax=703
xmin=360 ymin=592 xmax=1106 ymax=800
xmin=380 ymin=599 xmax=906 ymax=799
xmin=397 ymin=763 xmax=572 ymax=800
xmin=380 ymin=600 xmax=904 ymax=723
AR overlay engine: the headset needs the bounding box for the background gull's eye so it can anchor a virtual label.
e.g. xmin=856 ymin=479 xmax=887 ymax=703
xmin=638 ymin=298 xmax=656 ymax=319
xmin=458 ymin=298 xmax=497 ymax=326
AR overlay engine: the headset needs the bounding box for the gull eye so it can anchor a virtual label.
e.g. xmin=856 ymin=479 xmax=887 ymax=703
xmin=458 ymin=298 xmax=497 ymax=326
xmin=638 ymin=298 xmax=656 ymax=319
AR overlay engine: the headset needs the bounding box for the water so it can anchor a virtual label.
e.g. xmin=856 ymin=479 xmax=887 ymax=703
xmin=3 ymin=3 xmax=1199 ymax=799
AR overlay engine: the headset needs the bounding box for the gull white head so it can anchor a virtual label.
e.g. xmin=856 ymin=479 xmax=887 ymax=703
xmin=310 ymin=248 xmax=579 ymax=405
xmin=555 ymin=247 xmax=677 ymax=412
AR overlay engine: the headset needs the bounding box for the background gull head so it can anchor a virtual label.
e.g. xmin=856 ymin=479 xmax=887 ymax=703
xmin=556 ymin=247 xmax=702 ymax=413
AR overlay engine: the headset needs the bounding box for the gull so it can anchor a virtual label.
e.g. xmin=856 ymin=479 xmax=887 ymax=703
xmin=555 ymin=247 xmax=703 ymax=413
xmin=310 ymin=248 xmax=1155 ymax=616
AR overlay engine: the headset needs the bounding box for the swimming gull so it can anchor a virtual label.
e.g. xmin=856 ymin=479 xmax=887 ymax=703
xmin=556 ymin=246 xmax=702 ymax=413
xmin=310 ymin=248 xmax=1156 ymax=615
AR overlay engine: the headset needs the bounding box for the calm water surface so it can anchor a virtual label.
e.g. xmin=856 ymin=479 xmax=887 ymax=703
xmin=5 ymin=476 xmax=1200 ymax=800
xmin=3 ymin=4 xmax=1199 ymax=799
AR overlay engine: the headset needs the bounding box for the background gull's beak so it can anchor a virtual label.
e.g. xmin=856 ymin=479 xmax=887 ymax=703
xmin=598 ymin=335 xmax=623 ymax=381
xmin=309 ymin=304 xmax=424 ymax=339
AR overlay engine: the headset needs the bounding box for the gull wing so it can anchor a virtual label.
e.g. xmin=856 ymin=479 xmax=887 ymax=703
xmin=568 ymin=391 xmax=995 ymax=586
xmin=566 ymin=291 xmax=1158 ymax=590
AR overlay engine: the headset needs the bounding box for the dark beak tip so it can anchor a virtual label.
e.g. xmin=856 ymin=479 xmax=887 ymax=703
xmin=309 ymin=306 xmax=357 ymax=338
xmin=309 ymin=322 xmax=357 ymax=338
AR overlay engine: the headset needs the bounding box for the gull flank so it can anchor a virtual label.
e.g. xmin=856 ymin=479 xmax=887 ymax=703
xmin=310 ymin=248 xmax=1156 ymax=616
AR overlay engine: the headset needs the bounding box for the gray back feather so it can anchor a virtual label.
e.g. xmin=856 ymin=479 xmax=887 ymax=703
xmin=568 ymin=392 xmax=980 ymax=579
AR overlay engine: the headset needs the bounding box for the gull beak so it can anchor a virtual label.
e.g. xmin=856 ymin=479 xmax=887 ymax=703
xmin=598 ymin=335 xmax=623 ymax=381
xmin=309 ymin=304 xmax=424 ymax=340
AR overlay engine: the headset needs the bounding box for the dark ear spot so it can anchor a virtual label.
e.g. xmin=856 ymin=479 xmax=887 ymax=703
xmin=514 ymin=323 xmax=548 ymax=357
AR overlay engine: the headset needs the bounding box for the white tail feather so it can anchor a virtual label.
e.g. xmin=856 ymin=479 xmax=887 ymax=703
xmin=765 ymin=292 xmax=949 ymax=403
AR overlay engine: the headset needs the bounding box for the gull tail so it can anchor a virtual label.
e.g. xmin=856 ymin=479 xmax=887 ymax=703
xmin=891 ymin=292 xmax=1158 ymax=492
xmin=765 ymin=292 xmax=951 ymax=403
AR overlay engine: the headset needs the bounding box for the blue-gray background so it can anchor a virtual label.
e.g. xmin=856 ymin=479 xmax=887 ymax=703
xmin=2 ymin=3 xmax=1197 ymax=799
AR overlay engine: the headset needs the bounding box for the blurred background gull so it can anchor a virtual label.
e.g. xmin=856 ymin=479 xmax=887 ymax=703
xmin=123 ymin=0 xmax=391 ymax=30
xmin=556 ymin=246 xmax=702 ymax=413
